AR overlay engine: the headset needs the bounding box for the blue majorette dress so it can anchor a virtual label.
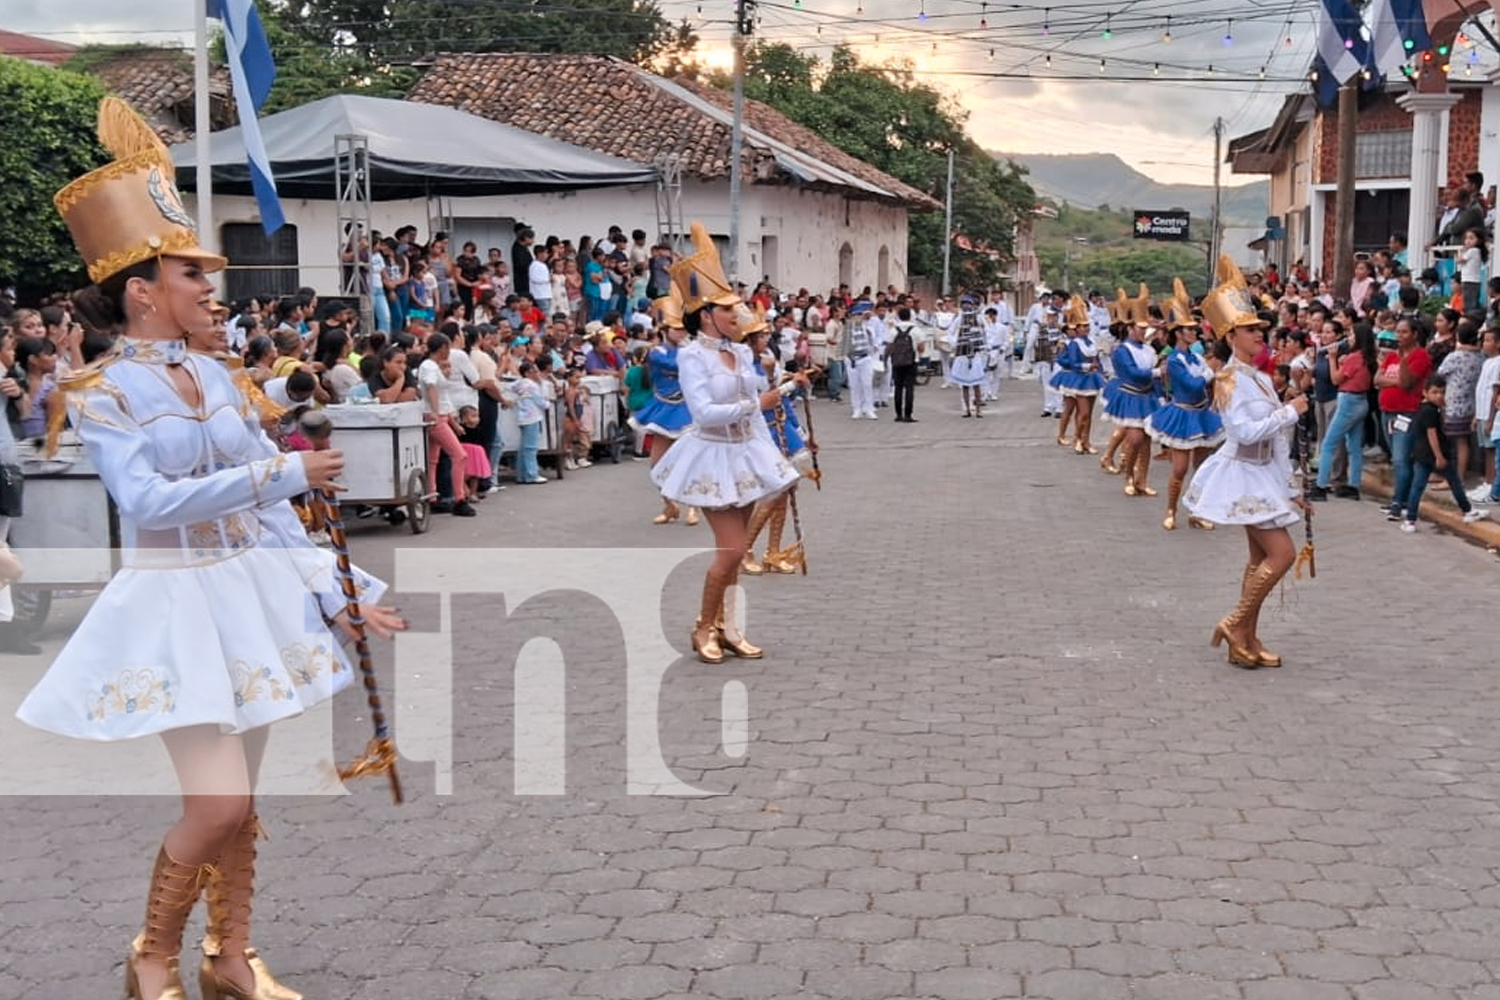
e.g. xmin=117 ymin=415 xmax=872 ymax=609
xmin=1147 ymin=348 xmax=1226 ymax=449
xmin=755 ymin=355 xmax=813 ymax=476
xmin=16 ymin=338 xmax=387 ymax=741
xmin=651 ymin=338 xmax=798 ymax=509
xmin=1103 ymin=339 xmax=1161 ymax=428
xmin=629 ymin=343 xmax=693 ymax=439
xmin=1050 ymin=336 xmax=1107 ymax=396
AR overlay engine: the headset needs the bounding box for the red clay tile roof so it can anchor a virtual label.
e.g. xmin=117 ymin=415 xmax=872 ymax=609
xmin=407 ymin=52 xmax=939 ymax=211
xmin=85 ymin=49 xmax=233 ymax=146
xmin=0 ymin=29 xmax=76 ymax=68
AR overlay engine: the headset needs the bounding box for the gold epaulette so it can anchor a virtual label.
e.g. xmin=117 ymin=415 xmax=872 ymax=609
xmin=231 ymin=365 xmax=286 ymax=423
xmin=47 ymin=349 xmax=125 ymax=456
xmin=1211 ymin=365 xmax=1238 ymax=413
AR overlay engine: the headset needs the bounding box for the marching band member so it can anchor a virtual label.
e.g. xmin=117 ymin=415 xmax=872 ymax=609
xmin=740 ymin=311 xmax=813 ymax=575
xmin=844 ymin=302 xmax=879 ymax=420
xmin=1102 ymin=284 xmax=1162 ymax=496
xmin=1148 ymin=280 xmax=1224 ymax=530
xmin=948 ymin=295 xmax=989 ymax=417
xmin=16 ymin=99 xmax=405 ymax=1000
xmin=866 ymin=300 xmax=893 ymax=410
xmin=1098 ymin=289 xmax=1132 ymax=473
xmin=650 ymin=224 xmax=799 ymax=663
xmin=1088 ymin=289 xmax=1115 ymax=377
xmin=1185 ymin=274 xmax=1310 ymax=669
xmin=984 ymin=292 xmax=1013 ymax=398
xmin=1034 ymin=303 xmax=1064 ymax=418
xmin=931 ymin=296 xmax=959 ymax=387
xmin=1050 ymin=295 xmax=1107 ymax=452
xmin=631 ymin=289 xmax=699 ymax=526
xmin=1021 ymin=293 xmax=1048 ymax=375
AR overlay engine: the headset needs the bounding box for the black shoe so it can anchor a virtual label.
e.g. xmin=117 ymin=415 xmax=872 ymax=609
xmin=1334 ymin=486 xmax=1360 ymax=500
xmin=1385 ymin=506 xmax=1404 ymax=522
xmin=385 ymin=508 xmax=408 ymax=527
xmin=1306 ymin=486 xmax=1329 ymax=502
xmin=906 ymin=417 xmax=918 ymax=422
xmin=354 ymin=505 xmax=377 ymax=519
xmin=0 ymin=632 xmax=41 ymax=655
xmin=431 ymin=500 xmax=454 ymax=514
xmin=1040 ymin=411 xmax=1051 ymax=418
xmin=452 ymin=501 xmax=477 ymax=517
xmin=962 ymin=411 xmax=972 ymax=418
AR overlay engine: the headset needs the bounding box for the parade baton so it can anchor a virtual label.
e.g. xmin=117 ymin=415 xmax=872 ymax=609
xmin=299 ymin=410 xmax=404 ymax=804
xmin=1294 ymin=414 xmax=1317 ymax=580
xmin=798 ymin=380 xmax=823 ymax=491
xmin=769 ymin=404 xmax=808 ymax=575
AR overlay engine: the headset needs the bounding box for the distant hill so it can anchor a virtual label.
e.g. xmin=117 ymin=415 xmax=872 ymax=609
xmin=993 ymin=152 xmax=1269 ymax=227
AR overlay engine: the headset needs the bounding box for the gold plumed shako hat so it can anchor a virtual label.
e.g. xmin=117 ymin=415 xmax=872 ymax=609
xmin=1201 ymin=257 xmax=1269 ymax=333
xmin=654 ymin=286 xmax=686 ymax=330
xmin=1164 ymin=278 xmax=1197 ymax=330
xmin=55 ymin=98 xmax=227 ymax=284
xmin=1129 ymin=283 xmax=1153 ymax=327
xmin=670 ymin=221 xmax=741 ymax=314
xmin=735 ymin=301 xmax=770 ymax=336
xmin=1107 ymin=288 xmax=1129 ymax=325
xmin=1064 ymin=294 xmax=1089 ymax=328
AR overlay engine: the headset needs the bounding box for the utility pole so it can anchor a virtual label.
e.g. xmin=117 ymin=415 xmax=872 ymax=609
xmin=1208 ymin=115 xmax=1223 ymax=289
xmin=726 ymin=0 xmax=754 ymax=284
xmin=193 ymin=0 xmax=215 ymax=264
xmin=941 ymin=147 xmax=955 ymax=296
xmin=1333 ymin=81 xmax=1358 ymax=294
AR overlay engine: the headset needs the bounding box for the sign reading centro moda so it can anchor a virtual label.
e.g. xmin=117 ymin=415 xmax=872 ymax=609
xmin=1133 ymin=211 xmax=1192 ymax=242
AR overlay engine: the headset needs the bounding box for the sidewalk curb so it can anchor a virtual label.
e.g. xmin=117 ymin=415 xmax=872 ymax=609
xmin=1358 ymin=463 xmax=1500 ymax=554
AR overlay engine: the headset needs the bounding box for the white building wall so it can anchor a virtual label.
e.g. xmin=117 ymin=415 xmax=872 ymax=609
xmin=186 ymin=180 xmax=910 ymax=300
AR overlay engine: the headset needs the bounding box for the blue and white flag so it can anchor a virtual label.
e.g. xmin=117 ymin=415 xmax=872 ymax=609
xmin=209 ymin=0 xmax=284 ymax=234
xmin=1314 ymin=0 xmax=1371 ymax=106
xmin=1368 ymin=0 xmax=1433 ymax=79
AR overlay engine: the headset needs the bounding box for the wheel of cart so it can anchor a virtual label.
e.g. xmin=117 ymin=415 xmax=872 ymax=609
xmin=404 ymin=467 xmax=430 ymax=533
xmin=323 ymin=401 xmax=431 ymax=530
xmin=602 ymin=417 xmax=633 ymax=464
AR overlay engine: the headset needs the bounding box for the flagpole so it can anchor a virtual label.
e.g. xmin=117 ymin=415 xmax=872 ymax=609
xmin=193 ymin=0 xmax=216 ymax=261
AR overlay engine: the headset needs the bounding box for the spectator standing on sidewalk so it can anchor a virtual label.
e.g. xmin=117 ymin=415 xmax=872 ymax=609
xmin=1310 ymin=319 xmax=1347 ymax=494
xmin=1375 ymin=316 xmax=1432 ymax=521
xmin=1438 ymin=322 xmax=1484 ymax=487
xmin=1471 ymin=327 xmax=1500 ymax=503
xmin=1401 ymin=375 xmax=1488 ymax=532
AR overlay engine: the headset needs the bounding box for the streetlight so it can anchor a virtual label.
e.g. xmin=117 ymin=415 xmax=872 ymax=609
xmin=1063 ymin=236 xmax=1088 ymax=292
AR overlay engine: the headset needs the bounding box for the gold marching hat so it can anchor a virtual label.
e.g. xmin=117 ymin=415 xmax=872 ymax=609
xmin=1213 ymin=254 xmax=1259 ymax=317
xmin=654 ymin=286 xmax=686 ymax=330
xmin=735 ymin=301 xmax=770 ymax=336
xmin=1107 ymin=288 xmax=1129 ymax=325
xmin=54 ymin=98 xmax=226 ymax=284
xmin=1129 ymin=283 xmax=1153 ymax=327
xmin=1202 ymin=259 xmax=1269 ymax=334
xmin=1064 ymin=294 xmax=1089 ymax=329
xmin=1164 ymin=277 xmax=1197 ymax=330
xmin=670 ymin=222 xmax=741 ymax=315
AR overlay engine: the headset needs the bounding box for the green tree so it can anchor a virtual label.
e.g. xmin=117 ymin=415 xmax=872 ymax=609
xmin=0 ymin=57 xmax=109 ymax=300
xmin=728 ymin=43 xmax=1035 ymax=288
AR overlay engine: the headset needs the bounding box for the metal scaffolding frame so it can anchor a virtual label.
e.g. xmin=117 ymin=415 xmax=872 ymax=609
xmin=334 ymin=133 xmax=373 ymax=335
xmin=654 ymin=153 xmax=685 ymax=253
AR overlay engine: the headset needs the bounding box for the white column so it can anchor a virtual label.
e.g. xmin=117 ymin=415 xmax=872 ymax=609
xmin=1396 ymin=90 xmax=1461 ymax=262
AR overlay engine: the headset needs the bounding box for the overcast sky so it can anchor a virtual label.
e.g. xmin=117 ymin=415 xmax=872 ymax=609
xmin=13 ymin=0 xmax=1496 ymax=189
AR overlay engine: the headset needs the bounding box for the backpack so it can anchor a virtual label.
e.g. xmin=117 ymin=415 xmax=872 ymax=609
xmin=887 ymin=324 xmax=917 ymax=367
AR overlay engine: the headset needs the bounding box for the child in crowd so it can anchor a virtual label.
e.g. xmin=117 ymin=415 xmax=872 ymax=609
xmin=1403 ymin=374 xmax=1489 ymax=533
xmin=1473 ymin=327 xmax=1500 ymax=503
xmin=562 ymin=364 xmax=594 ymax=470
xmin=1458 ymin=228 xmax=1488 ymax=315
xmin=456 ymin=404 xmax=494 ymax=500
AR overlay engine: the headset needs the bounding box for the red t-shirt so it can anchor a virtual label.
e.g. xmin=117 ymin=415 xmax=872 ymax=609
xmin=1377 ymin=346 xmax=1430 ymax=414
xmin=1337 ymin=352 xmax=1372 ymax=394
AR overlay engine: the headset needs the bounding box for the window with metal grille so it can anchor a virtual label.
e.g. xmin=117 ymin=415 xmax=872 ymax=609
xmin=220 ymin=223 xmax=299 ymax=304
xmin=1354 ymin=132 xmax=1412 ymax=180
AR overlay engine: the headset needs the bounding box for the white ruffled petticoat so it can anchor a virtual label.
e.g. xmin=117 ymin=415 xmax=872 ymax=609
xmin=1182 ymin=361 xmax=1301 ymax=528
xmin=652 ymin=423 xmax=798 ymax=509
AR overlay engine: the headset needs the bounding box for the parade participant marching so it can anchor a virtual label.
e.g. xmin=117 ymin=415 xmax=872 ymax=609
xmin=1088 ymin=289 xmax=1116 ymax=377
xmin=947 ymin=295 xmax=989 ymax=417
xmin=984 ymin=292 xmax=1014 ymax=398
xmin=630 ymin=289 xmax=700 ymax=526
xmin=1098 ymin=289 xmax=1132 ymax=472
xmin=741 ymin=310 xmax=814 ymax=575
xmin=1050 ymin=295 xmax=1107 ymax=452
xmin=1033 ymin=302 xmax=1065 ymax=418
xmin=1102 ymin=285 xmax=1162 ymax=495
xmin=1184 ymin=277 xmax=1311 ymax=669
xmin=844 ymin=301 xmax=879 ymax=419
xmin=16 ymin=99 xmax=406 ymax=1000
xmin=651 ymin=224 xmax=799 ymax=663
xmin=1148 ymin=280 xmax=1225 ymax=530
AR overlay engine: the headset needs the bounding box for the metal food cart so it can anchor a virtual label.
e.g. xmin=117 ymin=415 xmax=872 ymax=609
xmin=581 ymin=374 xmax=633 ymax=464
xmin=323 ymin=401 xmax=431 ymax=533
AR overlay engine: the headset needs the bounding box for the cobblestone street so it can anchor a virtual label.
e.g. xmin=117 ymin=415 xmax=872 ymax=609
xmin=4 ymin=378 xmax=1499 ymax=1000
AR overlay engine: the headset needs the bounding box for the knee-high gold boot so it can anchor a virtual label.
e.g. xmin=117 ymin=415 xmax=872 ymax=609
xmin=1238 ymin=562 xmax=1281 ymax=667
xmin=1211 ymin=563 xmax=1287 ymax=668
xmin=740 ymin=502 xmax=773 ymax=575
xmin=764 ymin=499 xmax=797 ymax=574
xmin=126 ymin=847 xmax=214 ymax=1000
xmin=692 ymin=568 xmax=732 ymax=663
xmin=1132 ymin=440 xmax=1157 ymax=497
xmin=1074 ymin=410 xmax=1097 ymax=454
xmin=1121 ymin=438 xmax=1140 ymax=495
xmin=1162 ymin=475 xmax=1183 ymax=530
xmin=717 ymin=580 xmax=763 ymax=658
xmin=1100 ymin=427 xmax=1125 ymax=473
xmin=200 ymin=815 xmax=302 ymax=1000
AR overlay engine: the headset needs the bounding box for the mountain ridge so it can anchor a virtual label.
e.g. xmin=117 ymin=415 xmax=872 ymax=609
xmin=992 ymin=151 xmax=1270 ymax=227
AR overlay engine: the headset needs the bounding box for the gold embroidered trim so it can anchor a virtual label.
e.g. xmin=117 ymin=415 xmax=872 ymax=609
xmin=83 ymin=229 xmax=203 ymax=285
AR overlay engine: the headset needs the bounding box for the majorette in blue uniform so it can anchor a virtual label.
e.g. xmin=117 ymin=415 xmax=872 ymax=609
xmin=1148 ymin=280 xmax=1226 ymax=531
xmin=741 ymin=305 xmax=814 ymax=576
xmin=1049 ymin=295 xmax=1107 ymax=453
xmin=637 ymin=290 xmax=703 ymax=526
xmin=1102 ymin=284 xmax=1162 ymax=497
